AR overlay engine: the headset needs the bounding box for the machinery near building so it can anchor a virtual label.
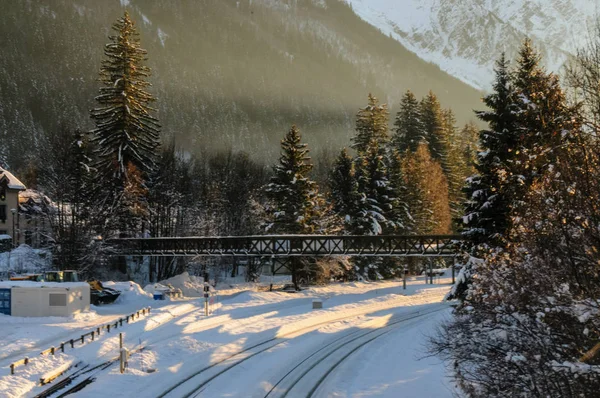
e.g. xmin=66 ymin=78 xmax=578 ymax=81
xmin=10 ymin=270 xmax=80 ymax=283
xmin=87 ymin=280 xmax=121 ymax=305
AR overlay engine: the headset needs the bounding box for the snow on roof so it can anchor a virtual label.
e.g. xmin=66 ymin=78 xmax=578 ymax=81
xmin=19 ymin=189 xmax=56 ymax=214
xmin=0 ymin=167 xmax=26 ymax=190
xmin=0 ymin=281 xmax=89 ymax=289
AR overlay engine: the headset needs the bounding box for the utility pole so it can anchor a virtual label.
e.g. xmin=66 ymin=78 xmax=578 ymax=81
xmin=10 ymin=208 xmax=16 ymax=248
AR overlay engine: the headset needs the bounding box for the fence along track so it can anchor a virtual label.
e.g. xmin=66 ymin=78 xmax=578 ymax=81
xmin=33 ymin=344 xmax=147 ymax=398
xmin=9 ymin=307 xmax=151 ymax=375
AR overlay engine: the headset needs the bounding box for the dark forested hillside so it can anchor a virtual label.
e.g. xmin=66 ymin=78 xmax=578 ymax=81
xmin=0 ymin=0 xmax=482 ymax=174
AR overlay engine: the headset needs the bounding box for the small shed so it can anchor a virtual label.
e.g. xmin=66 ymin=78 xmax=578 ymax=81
xmin=0 ymin=281 xmax=90 ymax=317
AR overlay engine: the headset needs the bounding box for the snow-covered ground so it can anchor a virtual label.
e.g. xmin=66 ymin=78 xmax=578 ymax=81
xmin=0 ymin=273 xmax=457 ymax=398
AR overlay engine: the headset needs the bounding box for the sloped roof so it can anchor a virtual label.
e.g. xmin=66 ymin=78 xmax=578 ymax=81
xmin=19 ymin=189 xmax=57 ymax=214
xmin=0 ymin=167 xmax=26 ymax=190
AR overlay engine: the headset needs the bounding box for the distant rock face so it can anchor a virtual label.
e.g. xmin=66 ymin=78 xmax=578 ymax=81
xmin=346 ymin=0 xmax=598 ymax=90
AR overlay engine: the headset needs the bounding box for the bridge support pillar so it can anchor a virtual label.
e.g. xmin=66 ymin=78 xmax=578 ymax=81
xmin=429 ymin=259 xmax=434 ymax=285
xmin=452 ymin=257 xmax=456 ymax=284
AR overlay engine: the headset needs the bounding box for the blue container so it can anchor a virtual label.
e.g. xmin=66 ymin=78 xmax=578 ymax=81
xmin=153 ymin=292 xmax=164 ymax=300
xmin=0 ymin=288 xmax=11 ymax=315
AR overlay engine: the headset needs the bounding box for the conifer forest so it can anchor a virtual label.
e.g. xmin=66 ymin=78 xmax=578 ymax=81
xmin=1 ymin=2 xmax=599 ymax=397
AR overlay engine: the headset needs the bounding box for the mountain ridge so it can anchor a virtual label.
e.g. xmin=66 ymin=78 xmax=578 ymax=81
xmin=0 ymin=0 xmax=483 ymax=174
xmin=345 ymin=0 xmax=598 ymax=90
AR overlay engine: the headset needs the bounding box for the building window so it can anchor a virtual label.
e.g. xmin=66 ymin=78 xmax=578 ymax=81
xmin=49 ymin=294 xmax=67 ymax=307
xmin=0 ymin=205 xmax=5 ymax=223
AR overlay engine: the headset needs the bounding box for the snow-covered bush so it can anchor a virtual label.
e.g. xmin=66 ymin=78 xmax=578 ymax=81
xmin=434 ymin=40 xmax=600 ymax=397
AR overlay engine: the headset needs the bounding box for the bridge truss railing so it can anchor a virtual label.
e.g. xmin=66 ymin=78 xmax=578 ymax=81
xmin=106 ymin=234 xmax=463 ymax=258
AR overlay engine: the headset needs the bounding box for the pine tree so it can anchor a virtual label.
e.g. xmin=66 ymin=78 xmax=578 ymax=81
xmin=330 ymin=148 xmax=359 ymax=230
xmin=420 ymin=91 xmax=448 ymax=163
xmin=348 ymin=153 xmax=384 ymax=236
xmin=265 ymin=125 xmax=320 ymax=234
xmin=435 ymin=90 xmax=599 ymax=398
xmin=462 ymin=54 xmax=519 ymax=248
xmin=459 ymin=122 xmax=479 ymax=176
xmin=359 ymin=143 xmax=395 ymax=234
xmin=348 ymin=143 xmax=396 ymax=279
xmin=442 ymin=108 xmax=468 ymax=226
xmin=90 ymin=12 xmax=160 ymax=236
xmin=265 ymin=125 xmax=322 ymax=289
xmin=351 ymin=93 xmax=389 ymax=153
xmin=402 ymin=143 xmax=451 ymax=234
xmin=392 ymin=90 xmax=424 ymax=153
xmin=38 ymin=128 xmax=95 ymax=269
xmin=513 ymin=38 xmax=575 ymax=189
xmin=387 ymin=150 xmax=412 ymax=233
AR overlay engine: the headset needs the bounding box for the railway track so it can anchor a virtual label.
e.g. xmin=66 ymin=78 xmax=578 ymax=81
xmin=33 ymin=351 xmax=135 ymax=398
xmin=33 ymin=288 xmax=446 ymax=397
xmin=159 ymin=304 xmax=449 ymax=398
xmin=30 ymin=296 xmax=315 ymax=398
xmin=268 ymin=306 xmax=447 ymax=398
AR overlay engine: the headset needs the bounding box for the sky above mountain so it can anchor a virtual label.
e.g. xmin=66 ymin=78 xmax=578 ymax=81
xmin=345 ymin=0 xmax=599 ymax=90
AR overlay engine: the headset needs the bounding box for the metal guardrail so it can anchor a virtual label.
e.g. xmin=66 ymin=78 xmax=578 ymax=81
xmin=106 ymin=234 xmax=462 ymax=257
xmin=9 ymin=306 xmax=151 ymax=376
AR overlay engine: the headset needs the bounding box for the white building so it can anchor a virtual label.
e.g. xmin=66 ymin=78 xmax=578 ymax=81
xmin=0 ymin=281 xmax=90 ymax=317
xmin=0 ymin=167 xmax=26 ymax=247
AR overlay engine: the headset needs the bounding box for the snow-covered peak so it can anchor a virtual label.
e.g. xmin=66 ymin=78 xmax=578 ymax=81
xmin=345 ymin=0 xmax=598 ymax=90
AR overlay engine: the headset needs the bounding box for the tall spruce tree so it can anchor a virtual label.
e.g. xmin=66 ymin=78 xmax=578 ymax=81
xmin=90 ymin=12 xmax=160 ymax=236
xmin=351 ymin=93 xmax=389 ymax=153
xmin=358 ymin=143 xmax=395 ymax=234
xmin=348 ymin=152 xmax=385 ymax=236
xmin=330 ymin=148 xmax=359 ymax=231
xmin=350 ymin=143 xmax=396 ymax=279
xmin=459 ymin=122 xmax=479 ymax=176
xmin=462 ymin=54 xmax=518 ymax=248
xmin=449 ymin=55 xmax=519 ymax=300
xmin=265 ymin=125 xmax=320 ymax=234
xmin=420 ymin=91 xmax=448 ymax=163
xmin=265 ymin=125 xmax=321 ymax=289
xmin=442 ymin=108 xmax=468 ymax=226
xmin=38 ymin=128 xmax=95 ymax=269
xmin=392 ymin=90 xmax=425 ymax=153
xmin=387 ymin=150 xmax=412 ymax=233
xmin=435 ymin=46 xmax=599 ymax=397
xmin=513 ymin=38 xmax=575 ymax=189
xmin=402 ymin=143 xmax=451 ymax=234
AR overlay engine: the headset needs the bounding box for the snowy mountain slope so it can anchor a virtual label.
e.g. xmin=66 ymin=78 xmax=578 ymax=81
xmin=1 ymin=0 xmax=484 ymax=172
xmin=345 ymin=0 xmax=599 ymax=90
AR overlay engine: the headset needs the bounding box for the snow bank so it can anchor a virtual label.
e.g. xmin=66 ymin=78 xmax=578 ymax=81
xmin=159 ymin=272 xmax=205 ymax=297
xmin=0 ymin=245 xmax=51 ymax=276
xmin=103 ymin=281 xmax=153 ymax=303
xmin=144 ymin=272 xmax=213 ymax=298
